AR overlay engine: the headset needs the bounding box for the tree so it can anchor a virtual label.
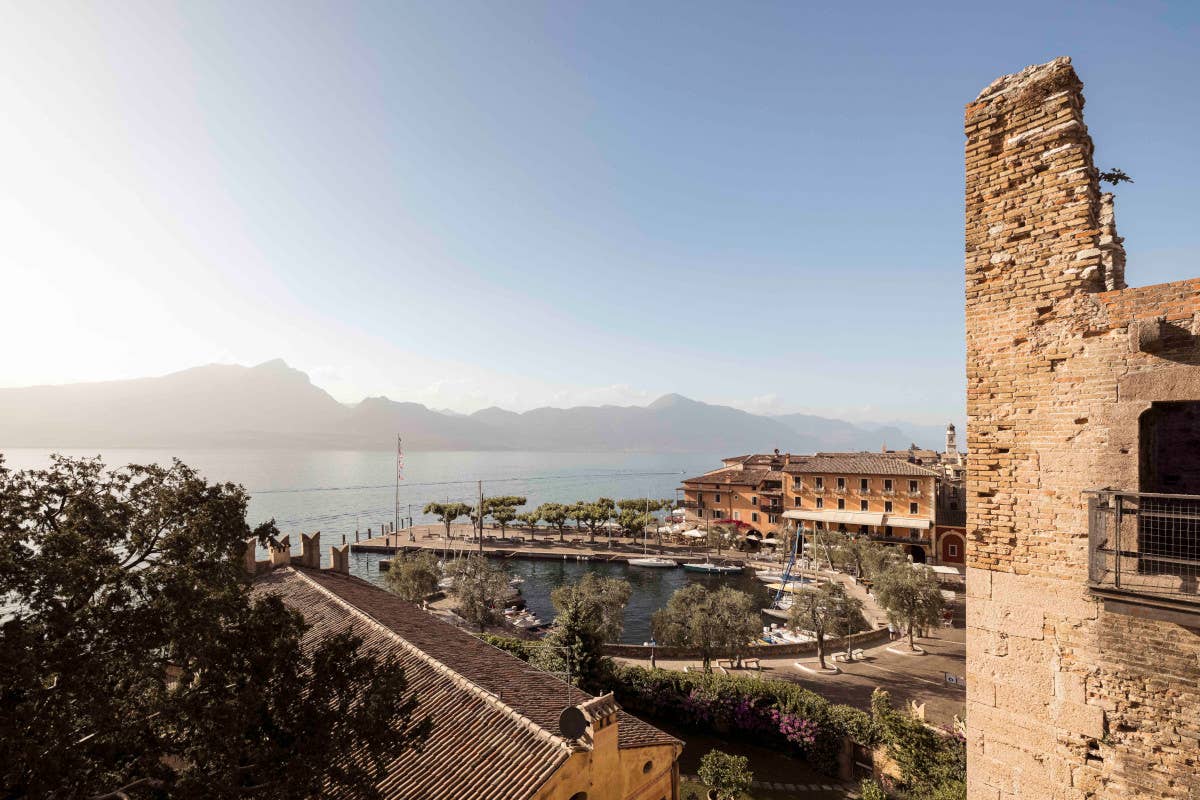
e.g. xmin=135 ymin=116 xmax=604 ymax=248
xmin=537 ymin=503 xmax=571 ymax=542
xmin=0 ymin=455 xmax=431 ymax=799
xmin=788 ymin=580 xmax=866 ymax=670
xmin=860 ymin=541 xmax=906 ymax=581
xmin=618 ymin=508 xmax=654 ymax=540
xmin=515 ymin=510 xmax=542 ymax=540
xmin=448 ymin=555 xmax=510 ymax=631
xmin=568 ymin=501 xmax=590 ymax=535
xmin=384 ymin=551 xmax=441 ymax=602
xmin=697 ymin=750 xmax=753 ymax=800
xmin=874 ymin=563 xmax=945 ymax=651
xmin=651 ymin=584 xmax=760 ymax=671
xmin=578 ymin=503 xmax=610 ymax=544
xmin=481 ymin=496 xmax=525 ymax=539
xmin=532 ymin=573 xmax=630 ymax=691
xmin=423 ymin=501 xmax=473 ymax=542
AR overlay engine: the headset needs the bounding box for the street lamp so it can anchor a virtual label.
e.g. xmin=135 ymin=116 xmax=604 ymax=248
xmin=643 ymin=638 xmax=657 ymax=669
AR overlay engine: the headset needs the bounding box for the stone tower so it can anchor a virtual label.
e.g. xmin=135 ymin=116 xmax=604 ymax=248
xmin=945 ymin=423 xmax=957 ymax=459
xmin=965 ymin=57 xmax=1200 ymax=800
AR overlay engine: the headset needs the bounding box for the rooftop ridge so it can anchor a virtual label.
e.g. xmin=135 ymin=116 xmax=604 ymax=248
xmin=287 ymin=567 xmax=581 ymax=755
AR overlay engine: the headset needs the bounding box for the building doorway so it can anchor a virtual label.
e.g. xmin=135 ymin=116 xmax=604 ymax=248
xmin=908 ymin=545 xmax=927 ymax=564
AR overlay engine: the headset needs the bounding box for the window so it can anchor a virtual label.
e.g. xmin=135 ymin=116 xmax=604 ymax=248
xmin=794 ymin=496 xmax=802 ymax=507
xmin=715 ymin=493 xmax=721 ymax=503
xmin=948 ymin=543 xmax=959 ymax=557
xmin=793 ymin=477 xmax=802 ymax=490
xmin=860 ymin=478 xmax=869 ymax=492
xmin=884 ymin=479 xmax=893 ymax=492
xmin=837 ymin=477 xmax=846 ymax=491
xmin=697 ymin=492 xmax=703 ymax=502
xmin=837 ymin=498 xmax=845 ymax=510
xmin=816 ymin=497 xmax=824 ymax=509
xmin=885 ymin=525 xmax=894 ymax=536
xmin=860 ymin=500 xmax=869 ymax=511
xmin=769 ymin=514 xmax=778 ymax=523
xmin=642 ymin=760 xmax=653 ymax=774
xmin=909 ymin=480 xmax=919 ymax=493
xmin=885 ymin=501 xmax=893 ymax=513
xmin=815 ymin=477 xmax=824 ymax=489
xmin=732 ymin=511 xmax=740 ymax=521
xmin=910 ymin=502 xmax=919 ymax=514
xmin=751 ymin=496 xmax=758 ymax=506
xmin=751 ymin=512 xmax=759 ymax=523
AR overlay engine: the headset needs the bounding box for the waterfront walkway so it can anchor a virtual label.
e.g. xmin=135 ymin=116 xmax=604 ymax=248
xmin=351 ymin=523 xmax=754 ymax=564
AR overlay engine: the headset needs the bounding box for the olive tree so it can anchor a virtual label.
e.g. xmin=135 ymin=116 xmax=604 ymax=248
xmin=874 ymin=563 xmax=945 ymax=651
xmin=651 ymin=584 xmax=760 ymax=671
xmin=384 ymin=551 xmax=441 ymax=602
xmin=788 ymin=580 xmax=866 ymax=670
xmin=448 ymin=555 xmax=510 ymax=630
xmin=423 ymin=501 xmax=473 ymax=541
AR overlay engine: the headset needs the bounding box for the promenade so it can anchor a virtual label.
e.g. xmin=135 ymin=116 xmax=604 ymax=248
xmin=351 ymin=522 xmax=755 ymax=564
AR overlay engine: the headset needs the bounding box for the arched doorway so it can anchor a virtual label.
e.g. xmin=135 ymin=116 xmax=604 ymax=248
xmin=909 ymin=545 xmax=927 ymax=564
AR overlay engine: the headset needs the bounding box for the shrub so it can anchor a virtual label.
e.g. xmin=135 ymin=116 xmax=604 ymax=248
xmin=697 ymin=750 xmax=753 ymax=800
xmin=860 ymin=778 xmax=888 ymax=800
xmin=479 ymin=633 xmax=536 ymax=662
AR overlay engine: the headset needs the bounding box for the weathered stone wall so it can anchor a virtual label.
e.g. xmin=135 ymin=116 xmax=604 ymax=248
xmin=965 ymin=57 xmax=1200 ymax=799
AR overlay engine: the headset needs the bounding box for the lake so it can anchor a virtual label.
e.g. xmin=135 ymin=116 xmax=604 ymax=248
xmin=3 ymin=448 xmax=771 ymax=642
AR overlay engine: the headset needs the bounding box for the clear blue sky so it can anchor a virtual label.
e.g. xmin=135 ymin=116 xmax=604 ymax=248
xmin=2 ymin=1 xmax=1197 ymax=424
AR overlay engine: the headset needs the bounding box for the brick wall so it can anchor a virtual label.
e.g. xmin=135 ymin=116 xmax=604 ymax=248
xmin=965 ymin=57 xmax=1200 ymax=799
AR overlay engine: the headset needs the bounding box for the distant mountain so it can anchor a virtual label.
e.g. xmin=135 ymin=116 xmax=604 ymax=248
xmin=0 ymin=360 xmax=950 ymax=453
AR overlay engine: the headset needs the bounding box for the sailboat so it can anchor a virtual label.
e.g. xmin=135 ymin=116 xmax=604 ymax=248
xmin=627 ymin=506 xmax=678 ymax=568
xmin=681 ymin=556 xmax=743 ymax=574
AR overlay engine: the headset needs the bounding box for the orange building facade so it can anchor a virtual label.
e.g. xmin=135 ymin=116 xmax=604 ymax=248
xmin=682 ymin=449 xmax=964 ymax=566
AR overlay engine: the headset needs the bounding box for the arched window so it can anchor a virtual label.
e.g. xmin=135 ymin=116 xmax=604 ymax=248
xmin=568 ymin=793 xmax=587 ymax=800
xmin=642 ymin=760 xmax=653 ymax=773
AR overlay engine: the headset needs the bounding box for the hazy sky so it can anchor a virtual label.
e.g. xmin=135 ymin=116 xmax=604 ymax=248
xmin=3 ymin=2 xmax=1197 ymax=423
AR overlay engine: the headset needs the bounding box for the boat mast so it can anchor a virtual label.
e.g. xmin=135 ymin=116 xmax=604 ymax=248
xmin=394 ymin=435 xmax=403 ymax=534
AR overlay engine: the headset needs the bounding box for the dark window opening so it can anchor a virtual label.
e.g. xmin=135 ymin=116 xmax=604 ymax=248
xmin=1137 ymin=402 xmax=1200 ymax=569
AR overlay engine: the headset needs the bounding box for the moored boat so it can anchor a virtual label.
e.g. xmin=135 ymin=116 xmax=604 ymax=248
xmin=627 ymin=557 xmax=679 ymax=568
xmin=681 ymin=561 xmax=744 ymax=574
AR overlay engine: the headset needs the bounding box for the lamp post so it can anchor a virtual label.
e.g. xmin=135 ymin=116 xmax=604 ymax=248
xmin=643 ymin=638 xmax=657 ymax=669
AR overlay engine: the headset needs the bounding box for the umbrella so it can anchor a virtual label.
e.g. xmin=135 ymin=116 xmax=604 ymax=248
xmin=682 ymin=530 xmax=707 ymax=539
xmin=746 ymin=533 xmax=762 ymax=541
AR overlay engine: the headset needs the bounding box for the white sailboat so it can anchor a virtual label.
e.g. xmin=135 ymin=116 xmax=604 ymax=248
xmin=627 ymin=503 xmax=678 ymax=568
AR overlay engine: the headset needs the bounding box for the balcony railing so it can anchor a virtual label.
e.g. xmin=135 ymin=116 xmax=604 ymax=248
xmin=1088 ymin=490 xmax=1200 ymax=610
xmin=681 ymin=500 xmax=704 ymax=510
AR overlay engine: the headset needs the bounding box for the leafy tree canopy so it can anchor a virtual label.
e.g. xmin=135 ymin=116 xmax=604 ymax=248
xmin=448 ymin=555 xmax=510 ymax=630
xmin=651 ymin=584 xmax=761 ymax=671
xmin=384 ymin=550 xmax=441 ymax=602
xmin=874 ymin=563 xmax=945 ymax=652
xmin=697 ymin=750 xmax=753 ymax=800
xmin=0 ymin=455 xmax=430 ymax=799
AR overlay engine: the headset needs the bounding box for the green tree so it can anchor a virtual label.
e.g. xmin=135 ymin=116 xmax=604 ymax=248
xmin=423 ymin=501 xmax=473 ymax=542
xmin=532 ymin=573 xmax=631 ymax=691
xmin=697 ymin=750 xmax=753 ymax=800
xmin=874 ymin=563 xmax=945 ymax=651
xmin=578 ymin=503 xmax=610 ymax=544
xmin=618 ymin=508 xmax=654 ymax=539
xmin=568 ymin=501 xmax=590 ymax=535
xmin=515 ymin=510 xmax=542 ymax=540
xmin=651 ymin=584 xmax=760 ymax=671
xmin=480 ymin=496 xmax=525 ymax=539
xmin=0 ymin=456 xmax=431 ymax=799
xmin=861 ymin=541 xmax=906 ymax=581
xmin=537 ymin=503 xmax=571 ymax=542
xmin=872 ymin=689 xmax=965 ymax=799
xmin=788 ymin=580 xmax=866 ymax=670
xmin=384 ymin=551 xmax=441 ymax=602
xmin=448 ymin=555 xmax=510 ymax=630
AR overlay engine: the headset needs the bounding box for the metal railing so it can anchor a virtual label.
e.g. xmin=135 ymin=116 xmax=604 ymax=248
xmin=1088 ymin=490 xmax=1200 ymax=608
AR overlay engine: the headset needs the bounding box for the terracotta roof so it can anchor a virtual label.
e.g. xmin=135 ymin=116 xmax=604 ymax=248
xmin=680 ymin=467 xmax=764 ymax=486
xmin=783 ymin=454 xmax=940 ymax=477
xmin=251 ymin=568 xmax=677 ymax=800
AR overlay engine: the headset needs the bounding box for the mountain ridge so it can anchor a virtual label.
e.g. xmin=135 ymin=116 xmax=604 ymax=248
xmin=0 ymin=360 xmax=955 ymax=453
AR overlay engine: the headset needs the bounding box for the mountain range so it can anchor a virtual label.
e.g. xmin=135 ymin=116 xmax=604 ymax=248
xmin=0 ymin=360 xmax=954 ymax=453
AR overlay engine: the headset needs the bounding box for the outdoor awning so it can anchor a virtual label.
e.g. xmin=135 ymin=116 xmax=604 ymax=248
xmin=883 ymin=516 xmax=931 ymax=530
xmin=682 ymin=530 xmax=707 ymax=538
xmin=782 ymin=509 xmax=885 ymax=526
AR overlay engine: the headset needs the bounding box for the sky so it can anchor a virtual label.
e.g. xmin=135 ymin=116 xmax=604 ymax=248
xmin=2 ymin=1 xmax=1198 ymax=424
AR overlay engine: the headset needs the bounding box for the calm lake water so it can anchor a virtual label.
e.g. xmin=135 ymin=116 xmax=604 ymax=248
xmin=3 ymin=448 xmax=773 ymax=642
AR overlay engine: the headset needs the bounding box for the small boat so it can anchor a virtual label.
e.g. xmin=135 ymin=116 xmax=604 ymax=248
xmin=628 ymin=557 xmax=679 ymax=568
xmin=508 ymin=576 xmax=525 ymax=586
xmin=755 ymin=571 xmax=788 ymax=583
xmin=762 ymin=597 xmax=795 ymax=620
xmin=437 ymin=577 xmax=455 ymax=590
xmin=682 ymin=561 xmax=744 ymax=575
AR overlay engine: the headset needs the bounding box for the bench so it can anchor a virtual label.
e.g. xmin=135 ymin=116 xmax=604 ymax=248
xmin=716 ymin=658 xmax=735 ymax=669
xmin=742 ymin=658 xmax=761 ymax=671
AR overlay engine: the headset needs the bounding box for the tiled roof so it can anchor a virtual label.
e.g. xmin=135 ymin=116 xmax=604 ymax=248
xmin=680 ymin=467 xmax=763 ymax=486
xmin=251 ymin=568 xmax=677 ymax=800
xmin=784 ymin=454 xmax=941 ymax=477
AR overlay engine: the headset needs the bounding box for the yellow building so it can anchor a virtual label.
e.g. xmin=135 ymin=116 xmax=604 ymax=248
xmin=681 ymin=450 xmax=958 ymax=565
xmin=249 ymin=535 xmax=682 ymax=800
